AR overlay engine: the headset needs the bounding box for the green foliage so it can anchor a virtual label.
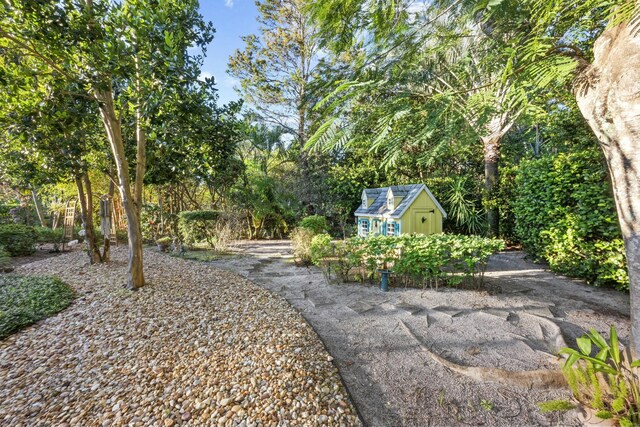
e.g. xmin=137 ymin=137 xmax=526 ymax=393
xmin=291 ymin=227 xmax=316 ymax=265
xmin=312 ymin=234 xmax=504 ymax=288
xmin=514 ymin=149 xmax=627 ymax=290
xmin=155 ymin=236 xmax=172 ymax=246
xmin=560 ymin=325 xmax=640 ymax=426
xmin=0 ymin=203 xmax=20 ymax=225
xmin=0 ymin=275 xmax=74 ymax=339
xmin=0 ymin=224 xmax=38 ymax=256
xmin=0 ymin=245 xmax=10 ymax=269
xmin=300 ymin=215 xmax=329 ymax=235
xmin=537 ymin=400 xmax=576 ymax=413
xmin=310 ymin=233 xmax=333 ymax=266
xmin=177 ymin=210 xmax=220 ymax=247
xmin=33 ymin=227 xmax=63 ymax=244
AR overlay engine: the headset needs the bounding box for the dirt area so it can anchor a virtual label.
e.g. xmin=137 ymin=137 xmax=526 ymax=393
xmin=209 ymin=241 xmax=631 ymax=427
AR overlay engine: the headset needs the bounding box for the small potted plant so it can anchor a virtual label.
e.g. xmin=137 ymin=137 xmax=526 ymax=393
xmin=156 ymin=236 xmax=172 ymax=252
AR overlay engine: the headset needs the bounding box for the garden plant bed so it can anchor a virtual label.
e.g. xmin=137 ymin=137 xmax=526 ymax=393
xmin=210 ymin=240 xmax=632 ymax=427
xmin=0 ymin=248 xmax=360 ymax=426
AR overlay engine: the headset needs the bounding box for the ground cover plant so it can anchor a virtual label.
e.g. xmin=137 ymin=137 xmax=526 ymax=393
xmin=560 ymin=326 xmax=640 ymax=426
xmin=311 ymin=234 xmax=504 ymax=288
xmin=0 ymin=275 xmax=74 ymax=339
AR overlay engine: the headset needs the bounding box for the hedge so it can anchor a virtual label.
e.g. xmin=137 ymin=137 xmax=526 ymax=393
xmin=0 ymin=224 xmax=38 ymax=256
xmin=513 ymin=149 xmax=628 ymax=290
xmin=310 ymin=233 xmax=504 ymax=289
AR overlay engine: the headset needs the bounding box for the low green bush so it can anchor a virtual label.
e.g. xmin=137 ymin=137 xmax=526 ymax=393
xmin=514 ymin=149 xmax=628 ymax=290
xmin=0 ymin=224 xmax=38 ymax=256
xmin=310 ymin=233 xmax=333 ymax=266
xmin=0 ymin=246 xmax=10 ymax=269
xmin=0 ymin=275 xmax=74 ymax=339
xmin=178 ymin=210 xmax=220 ymax=247
xmin=311 ymin=234 xmax=505 ymax=288
xmin=299 ymin=215 xmax=329 ymax=235
xmin=33 ymin=226 xmax=64 ymax=244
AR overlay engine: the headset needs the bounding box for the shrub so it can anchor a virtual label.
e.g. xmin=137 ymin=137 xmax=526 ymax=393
xmin=0 ymin=275 xmax=74 ymax=339
xmin=310 ymin=234 xmax=504 ymax=288
xmin=156 ymin=236 xmax=172 ymax=246
xmin=178 ymin=210 xmax=220 ymax=247
xmin=310 ymin=233 xmax=333 ymax=266
xmin=514 ymin=149 xmax=628 ymax=290
xmin=299 ymin=215 xmax=329 ymax=235
xmin=33 ymin=226 xmax=64 ymax=244
xmin=291 ymin=227 xmax=316 ymax=265
xmin=0 ymin=224 xmax=38 ymax=256
xmin=0 ymin=246 xmax=10 ymax=269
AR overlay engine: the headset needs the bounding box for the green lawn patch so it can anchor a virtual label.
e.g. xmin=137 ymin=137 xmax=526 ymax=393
xmin=0 ymin=275 xmax=74 ymax=339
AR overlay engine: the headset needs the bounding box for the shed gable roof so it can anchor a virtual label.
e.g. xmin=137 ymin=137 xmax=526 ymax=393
xmin=355 ymin=184 xmax=447 ymax=219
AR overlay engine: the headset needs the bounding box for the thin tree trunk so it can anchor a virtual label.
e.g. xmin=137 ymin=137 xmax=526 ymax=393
xmin=102 ymin=169 xmax=116 ymax=262
xmin=95 ymin=88 xmax=145 ymax=289
xmin=30 ymin=186 xmax=47 ymax=228
xmin=575 ymin=21 xmax=640 ymax=355
xmin=75 ymin=174 xmax=102 ymax=264
xmin=134 ymin=108 xmax=146 ymax=214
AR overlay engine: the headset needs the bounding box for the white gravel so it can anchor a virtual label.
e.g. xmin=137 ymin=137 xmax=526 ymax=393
xmin=0 ymin=248 xmax=361 ymax=427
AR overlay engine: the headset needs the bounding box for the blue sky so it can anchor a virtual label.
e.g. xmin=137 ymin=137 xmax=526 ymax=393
xmin=198 ymin=0 xmax=260 ymax=105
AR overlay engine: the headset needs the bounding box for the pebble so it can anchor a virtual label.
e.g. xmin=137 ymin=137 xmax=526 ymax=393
xmin=0 ymin=248 xmax=361 ymax=427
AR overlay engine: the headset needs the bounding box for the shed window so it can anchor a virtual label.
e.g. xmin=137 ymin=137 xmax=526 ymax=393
xmin=387 ymin=194 xmax=394 ymax=210
xmin=387 ymin=222 xmax=396 ymax=236
xmin=360 ymin=219 xmax=370 ymax=236
xmin=362 ymin=195 xmax=367 ymax=208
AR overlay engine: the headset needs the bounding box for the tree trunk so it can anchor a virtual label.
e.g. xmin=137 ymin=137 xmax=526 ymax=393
xmin=134 ymin=108 xmax=146 ymax=214
xmin=75 ymin=174 xmax=102 ymax=264
xmin=480 ymin=115 xmax=514 ymax=237
xmin=574 ymin=21 xmax=640 ymax=355
xmin=30 ymin=186 xmax=47 ymax=228
xmin=95 ymin=88 xmax=145 ymax=289
xmin=482 ymin=135 xmax=500 ymax=237
xmin=102 ymin=170 xmax=116 ymax=262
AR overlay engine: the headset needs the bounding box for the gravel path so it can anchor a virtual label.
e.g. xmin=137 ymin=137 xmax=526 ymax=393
xmin=210 ymin=241 xmax=631 ymax=427
xmin=0 ymin=248 xmax=361 ymax=427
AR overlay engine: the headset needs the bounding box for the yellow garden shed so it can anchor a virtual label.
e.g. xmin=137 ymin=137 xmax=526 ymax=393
xmin=354 ymin=184 xmax=447 ymax=237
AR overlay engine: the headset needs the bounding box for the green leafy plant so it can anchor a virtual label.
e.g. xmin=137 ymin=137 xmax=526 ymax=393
xmin=537 ymin=400 xmax=576 ymax=413
xmin=0 ymin=245 xmax=11 ymax=270
xmin=156 ymin=236 xmax=172 ymax=246
xmin=33 ymin=226 xmax=64 ymax=244
xmin=299 ymin=215 xmax=329 ymax=235
xmin=178 ymin=210 xmax=220 ymax=247
xmin=514 ymin=149 xmax=628 ymax=290
xmin=0 ymin=275 xmax=74 ymax=339
xmin=309 ymin=234 xmax=504 ymax=288
xmin=0 ymin=224 xmax=38 ymax=256
xmin=559 ymin=325 xmax=640 ymax=426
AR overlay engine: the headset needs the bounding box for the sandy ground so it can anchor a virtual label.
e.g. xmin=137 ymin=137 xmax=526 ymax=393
xmin=209 ymin=241 xmax=631 ymax=427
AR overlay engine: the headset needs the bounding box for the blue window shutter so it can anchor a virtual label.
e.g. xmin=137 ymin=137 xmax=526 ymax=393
xmin=395 ymin=222 xmax=400 ymax=236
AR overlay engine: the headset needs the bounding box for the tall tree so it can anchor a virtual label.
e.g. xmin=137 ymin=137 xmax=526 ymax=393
xmin=0 ymin=0 xmax=214 ymax=289
xmin=308 ymin=2 xmax=536 ymax=235
xmin=478 ymin=0 xmax=640 ymax=353
xmin=229 ymin=0 xmax=320 ymax=147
